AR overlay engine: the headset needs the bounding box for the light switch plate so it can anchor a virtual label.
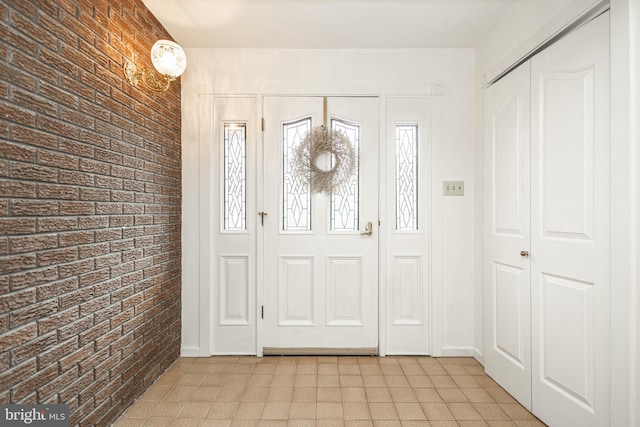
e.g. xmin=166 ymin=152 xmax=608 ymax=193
xmin=443 ymin=181 xmax=464 ymax=196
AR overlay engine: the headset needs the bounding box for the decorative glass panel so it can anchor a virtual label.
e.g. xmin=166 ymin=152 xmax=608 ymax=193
xmin=396 ymin=124 xmax=418 ymax=231
xmin=224 ymin=123 xmax=246 ymax=231
xmin=331 ymin=119 xmax=359 ymax=231
xmin=283 ymin=118 xmax=312 ymax=231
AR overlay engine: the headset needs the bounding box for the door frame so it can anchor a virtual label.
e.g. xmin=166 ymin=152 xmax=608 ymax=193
xmin=255 ymin=93 xmax=444 ymax=357
xmin=190 ymin=91 xmax=445 ymax=357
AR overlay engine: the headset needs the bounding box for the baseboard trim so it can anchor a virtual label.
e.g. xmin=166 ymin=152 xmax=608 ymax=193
xmin=180 ymin=346 xmax=201 ymax=357
xmin=263 ymin=347 xmax=378 ymax=356
xmin=441 ymin=346 xmax=475 ymax=357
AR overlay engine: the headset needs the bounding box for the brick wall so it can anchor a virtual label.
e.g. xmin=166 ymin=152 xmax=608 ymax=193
xmin=0 ymin=0 xmax=182 ymax=425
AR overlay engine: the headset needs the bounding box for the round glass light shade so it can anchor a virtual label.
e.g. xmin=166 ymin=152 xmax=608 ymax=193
xmin=150 ymin=40 xmax=187 ymax=79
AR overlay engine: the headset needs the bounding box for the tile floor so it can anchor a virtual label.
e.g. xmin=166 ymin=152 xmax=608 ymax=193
xmin=112 ymin=356 xmax=546 ymax=427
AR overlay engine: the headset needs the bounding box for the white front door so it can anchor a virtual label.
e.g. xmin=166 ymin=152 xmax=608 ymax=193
xmin=484 ymin=61 xmax=532 ymax=408
xmin=530 ymin=12 xmax=610 ymax=426
xmin=262 ymin=96 xmax=379 ymax=352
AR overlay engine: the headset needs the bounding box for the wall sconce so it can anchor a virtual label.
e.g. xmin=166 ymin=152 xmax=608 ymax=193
xmin=123 ymin=40 xmax=187 ymax=92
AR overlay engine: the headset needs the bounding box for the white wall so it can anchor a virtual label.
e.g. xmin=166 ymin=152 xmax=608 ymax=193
xmin=475 ymin=0 xmax=638 ymax=425
xmin=181 ymin=48 xmax=476 ymax=357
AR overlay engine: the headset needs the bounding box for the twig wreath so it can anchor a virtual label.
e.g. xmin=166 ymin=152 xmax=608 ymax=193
xmin=293 ymin=126 xmax=355 ymax=194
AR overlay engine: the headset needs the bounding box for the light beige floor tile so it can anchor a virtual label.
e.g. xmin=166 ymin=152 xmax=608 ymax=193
xmin=461 ymin=388 xmax=494 ymax=403
xmin=343 ymin=402 xmax=371 ymax=420
xmin=207 ymin=402 xmax=240 ymax=419
xmin=406 ymin=375 xmax=433 ymax=388
xmin=289 ymin=402 xmax=316 ymax=420
xmin=292 ymin=387 xmax=317 ymax=403
xmin=217 ymin=387 xmax=247 ymax=402
xmin=125 ymin=400 xmax=159 ymax=418
xmin=271 ymin=375 xmax=295 ymax=387
xmin=172 ymin=418 xmax=206 ymax=426
xmin=140 ymin=385 xmax=174 ymax=401
xmin=472 ymin=403 xmax=510 ymax=421
xmin=267 ymin=388 xmax=293 ymax=403
xmin=371 ymin=421 xmax=402 ymax=427
xmin=340 ymin=375 xmax=365 ymax=388
xmin=261 ymin=402 xmax=290 ymax=420
xmin=111 ymin=356 xmax=545 ymax=427
xmin=142 ymin=419 xmax=173 ymax=426
xmin=198 ymin=420 xmax=231 ymax=427
xmin=389 ymin=388 xmax=417 ymax=403
xmin=458 ymin=421 xmax=490 ymax=427
xmin=413 ymin=388 xmax=443 ymax=403
xmin=365 ymin=388 xmax=392 ymax=403
xmin=318 ymin=375 xmax=341 ymax=388
xmin=112 ymin=418 xmax=145 ymax=427
xmin=241 ymin=387 xmax=269 ymax=402
xmin=317 ymin=387 xmax=343 ymax=402
xmin=149 ymin=402 xmax=183 ymax=419
xmin=339 ymin=365 xmax=361 ymax=375
xmin=319 ymin=364 xmax=340 ymax=375
xmin=394 ymin=403 xmax=426 ymax=421
xmin=447 ymin=402 xmax=483 ymax=421
xmin=316 ymin=420 xmax=345 ymax=427
xmin=294 ymin=375 xmax=318 ymax=388
xmin=359 ymin=366 xmax=382 ymax=376
xmin=296 ymin=365 xmax=318 ymax=375
xmin=437 ymin=388 xmax=468 ymax=403
xmin=179 ymin=402 xmax=214 ymax=419
xmin=165 ymin=386 xmax=200 ymax=402
xmin=317 ymin=402 xmax=344 ymax=419
xmin=384 ymin=376 xmax=410 ymax=388
xmin=368 ymin=402 xmax=399 ymax=420
xmin=193 ymin=386 xmax=223 ymax=402
xmin=342 ymin=388 xmax=367 ymax=402
xmin=421 ymin=402 xmax=455 ymax=421
xmin=233 ymin=402 xmax=265 ymax=420
xmin=452 ymin=376 xmax=481 ymax=388
xmin=362 ymin=376 xmax=386 ymax=388
xmin=498 ymin=404 xmax=535 ymax=421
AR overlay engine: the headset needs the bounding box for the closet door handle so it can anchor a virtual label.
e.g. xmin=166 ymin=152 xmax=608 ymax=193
xmin=520 ymin=250 xmax=529 ymax=257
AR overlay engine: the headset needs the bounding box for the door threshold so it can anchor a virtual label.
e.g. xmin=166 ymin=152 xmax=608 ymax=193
xmin=263 ymin=347 xmax=378 ymax=356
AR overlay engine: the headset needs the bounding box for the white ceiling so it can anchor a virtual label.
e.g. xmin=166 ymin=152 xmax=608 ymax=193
xmin=142 ymin=0 xmax=519 ymax=49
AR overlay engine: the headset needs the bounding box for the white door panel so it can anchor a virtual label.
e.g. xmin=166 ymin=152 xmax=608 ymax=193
xmin=484 ymin=61 xmax=532 ymax=408
xmin=531 ymin=12 xmax=609 ymax=426
xmin=262 ymin=96 xmax=379 ymax=352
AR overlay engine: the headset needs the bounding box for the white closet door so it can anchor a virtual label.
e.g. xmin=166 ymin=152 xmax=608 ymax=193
xmin=483 ymin=61 xmax=532 ymax=409
xmin=530 ymin=12 xmax=610 ymax=427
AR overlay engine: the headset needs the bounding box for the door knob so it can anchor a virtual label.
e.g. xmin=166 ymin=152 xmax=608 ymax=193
xmin=360 ymin=221 xmax=373 ymax=236
xmin=520 ymin=250 xmax=529 ymax=257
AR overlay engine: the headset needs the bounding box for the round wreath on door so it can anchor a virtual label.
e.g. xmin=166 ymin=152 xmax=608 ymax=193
xmin=293 ymin=126 xmax=355 ymax=194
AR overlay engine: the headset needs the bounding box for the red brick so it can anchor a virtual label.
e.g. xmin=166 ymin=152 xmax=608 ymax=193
xmin=59 ymin=343 xmax=93 ymax=372
xmin=2 ymin=221 xmax=37 ymax=242
xmin=10 ymin=89 xmax=57 ymax=120
xmin=37 ymin=183 xmax=79 ymax=200
xmin=37 ymin=307 xmax=79 ymax=335
xmin=9 ymin=233 xmax=58 ymax=254
xmin=58 ymin=259 xmax=93 ymax=279
xmin=0 ymin=288 xmax=35 ymax=311
xmin=38 ymin=150 xmax=79 ymax=171
xmin=9 ymin=299 xmax=58 ymax=328
xmin=0 ymin=179 xmax=37 ymax=197
xmin=37 ymin=217 xmax=78 ymax=232
xmin=9 ymin=265 xmax=58 ymax=290
xmin=0 ymin=136 xmax=36 ymax=160
xmin=37 ymin=247 xmax=78 ymax=267
xmin=0 ymin=323 xmax=37 ymax=352
xmin=12 ymin=362 xmax=59 ymax=401
xmin=58 ymin=231 xmax=94 ymax=247
xmin=37 ymin=337 xmax=78 ymax=368
xmin=10 ymin=332 xmax=57 ymax=365
xmin=11 ymin=200 xmax=59 ymax=216
xmin=36 ymin=277 xmax=78 ymax=300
